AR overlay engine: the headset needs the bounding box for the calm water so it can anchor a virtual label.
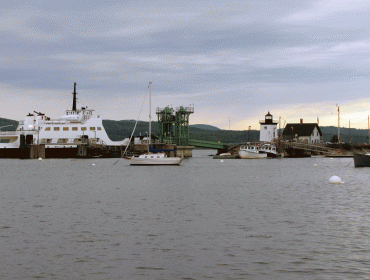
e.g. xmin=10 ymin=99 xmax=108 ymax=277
xmin=0 ymin=150 xmax=369 ymax=279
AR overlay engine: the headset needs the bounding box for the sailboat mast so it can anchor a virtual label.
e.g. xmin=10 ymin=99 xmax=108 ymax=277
xmin=149 ymin=82 xmax=152 ymax=145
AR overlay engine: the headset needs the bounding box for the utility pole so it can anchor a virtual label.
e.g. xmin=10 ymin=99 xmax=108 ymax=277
xmin=148 ymin=82 xmax=152 ymax=145
xmin=279 ymin=117 xmax=281 ymax=137
xmin=337 ymin=105 xmax=340 ymax=144
xmin=367 ymin=115 xmax=370 ymax=144
xmin=349 ymin=120 xmax=351 ymax=144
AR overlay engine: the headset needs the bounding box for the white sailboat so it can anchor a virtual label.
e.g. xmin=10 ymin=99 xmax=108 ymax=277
xmin=129 ymin=82 xmax=183 ymax=166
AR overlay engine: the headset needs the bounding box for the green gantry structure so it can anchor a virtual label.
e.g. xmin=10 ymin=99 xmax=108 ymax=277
xmin=156 ymin=105 xmax=228 ymax=150
xmin=156 ymin=105 xmax=194 ymax=146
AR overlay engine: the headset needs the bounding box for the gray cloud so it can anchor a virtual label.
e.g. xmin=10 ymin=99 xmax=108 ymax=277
xmin=1 ymin=0 xmax=370 ymax=128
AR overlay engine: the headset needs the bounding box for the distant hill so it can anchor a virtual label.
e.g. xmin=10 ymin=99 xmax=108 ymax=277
xmin=0 ymin=118 xmax=18 ymax=131
xmin=319 ymin=126 xmax=369 ymax=144
xmin=102 ymin=123 xmax=370 ymax=144
xmin=1 ymin=117 xmax=369 ymax=144
xmin=190 ymin=124 xmax=221 ymax=131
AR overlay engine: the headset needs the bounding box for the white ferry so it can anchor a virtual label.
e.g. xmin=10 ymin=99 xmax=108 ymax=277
xmin=0 ymin=83 xmax=129 ymax=158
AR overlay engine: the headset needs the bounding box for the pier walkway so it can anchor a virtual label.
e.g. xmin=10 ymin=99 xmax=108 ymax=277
xmin=276 ymin=141 xmax=350 ymax=156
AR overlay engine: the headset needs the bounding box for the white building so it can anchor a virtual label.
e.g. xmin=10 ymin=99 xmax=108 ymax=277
xmin=282 ymin=119 xmax=322 ymax=143
xmin=259 ymin=112 xmax=278 ymax=142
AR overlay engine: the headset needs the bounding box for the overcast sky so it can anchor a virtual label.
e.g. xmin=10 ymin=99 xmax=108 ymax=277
xmin=1 ymin=0 xmax=370 ymax=129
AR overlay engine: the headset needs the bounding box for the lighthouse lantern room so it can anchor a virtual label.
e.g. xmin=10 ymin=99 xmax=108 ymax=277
xmin=259 ymin=112 xmax=278 ymax=142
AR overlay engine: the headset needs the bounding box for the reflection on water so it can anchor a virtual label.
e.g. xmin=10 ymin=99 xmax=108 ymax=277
xmin=0 ymin=151 xmax=369 ymax=279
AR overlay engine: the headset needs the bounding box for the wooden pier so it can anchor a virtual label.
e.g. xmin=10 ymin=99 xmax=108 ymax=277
xmin=26 ymin=138 xmax=192 ymax=159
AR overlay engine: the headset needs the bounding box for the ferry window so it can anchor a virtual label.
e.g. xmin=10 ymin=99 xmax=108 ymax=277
xmin=97 ymin=127 xmax=102 ymax=130
xmin=72 ymin=127 xmax=78 ymax=131
xmin=81 ymin=127 xmax=87 ymax=131
xmin=54 ymin=127 xmax=60 ymax=131
xmin=63 ymin=127 xmax=69 ymax=131
xmin=90 ymin=127 xmax=95 ymax=131
xmin=45 ymin=127 xmax=51 ymax=131
xmin=0 ymin=138 xmax=10 ymax=143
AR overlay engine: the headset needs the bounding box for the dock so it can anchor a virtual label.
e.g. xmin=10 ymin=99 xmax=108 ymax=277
xmin=23 ymin=138 xmax=194 ymax=159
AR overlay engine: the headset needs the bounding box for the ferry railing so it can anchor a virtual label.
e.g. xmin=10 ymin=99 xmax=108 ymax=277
xmin=0 ymin=131 xmax=19 ymax=135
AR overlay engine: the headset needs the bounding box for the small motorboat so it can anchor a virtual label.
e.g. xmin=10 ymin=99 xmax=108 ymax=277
xmin=239 ymin=144 xmax=267 ymax=159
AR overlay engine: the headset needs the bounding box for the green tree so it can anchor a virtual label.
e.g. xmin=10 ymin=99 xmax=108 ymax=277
xmin=330 ymin=135 xmax=338 ymax=143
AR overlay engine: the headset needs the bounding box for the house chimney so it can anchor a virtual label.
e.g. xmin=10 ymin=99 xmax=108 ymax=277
xmin=300 ymin=119 xmax=303 ymax=124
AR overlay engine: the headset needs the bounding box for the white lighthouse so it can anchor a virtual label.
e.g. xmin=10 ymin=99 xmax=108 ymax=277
xmin=259 ymin=112 xmax=278 ymax=142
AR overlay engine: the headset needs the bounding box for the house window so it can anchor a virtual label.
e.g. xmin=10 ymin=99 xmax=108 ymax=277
xmin=54 ymin=127 xmax=60 ymax=131
xmin=45 ymin=127 xmax=51 ymax=131
xmin=317 ymin=132 xmax=319 ymax=136
xmin=90 ymin=127 xmax=95 ymax=131
xmin=81 ymin=127 xmax=87 ymax=131
xmin=72 ymin=127 xmax=78 ymax=131
xmin=97 ymin=127 xmax=102 ymax=130
xmin=63 ymin=127 xmax=69 ymax=131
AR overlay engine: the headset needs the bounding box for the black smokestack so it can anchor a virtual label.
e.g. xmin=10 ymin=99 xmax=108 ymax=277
xmin=72 ymin=82 xmax=77 ymax=111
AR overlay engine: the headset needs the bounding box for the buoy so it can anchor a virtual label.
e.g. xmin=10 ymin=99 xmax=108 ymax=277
xmin=38 ymin=158 xmax=42 ymax=161
xmin=313 ymin=164 xmax=318 ymax=167
xmin=220 ymin=160 xmax=224 ymax=163
xmin=329 ymin=176 xmax=342 ymax=184
xmin=92 ymin=163 xmax=96 ymax=166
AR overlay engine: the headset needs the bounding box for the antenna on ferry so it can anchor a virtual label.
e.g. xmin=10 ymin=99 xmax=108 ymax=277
xmin=72 ymin=82 xmax=77 ymax=111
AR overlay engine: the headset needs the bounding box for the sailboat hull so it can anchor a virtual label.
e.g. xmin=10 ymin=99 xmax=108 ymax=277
xmin=130 ymin=157 xmax=182 ymax=165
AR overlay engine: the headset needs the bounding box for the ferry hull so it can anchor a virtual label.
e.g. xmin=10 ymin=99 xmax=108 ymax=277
xmin=45 ymin=147 xmax=78 ymax=158
xmin=0 ymin=148 xmax=30 ymax=159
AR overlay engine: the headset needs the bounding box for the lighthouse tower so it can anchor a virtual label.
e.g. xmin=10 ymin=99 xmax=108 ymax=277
xmin=259 ymin=112 xmax=278 ymax=142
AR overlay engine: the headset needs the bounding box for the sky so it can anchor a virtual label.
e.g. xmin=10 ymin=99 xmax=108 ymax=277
xmin=1 ymin=0 xmax=370 ymax=130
